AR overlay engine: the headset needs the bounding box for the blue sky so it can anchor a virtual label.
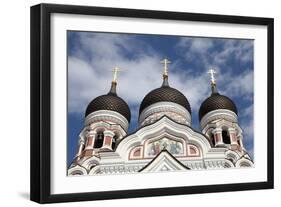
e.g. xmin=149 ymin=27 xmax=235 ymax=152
xmin=67 ymin=31 xmax=254 ymax=166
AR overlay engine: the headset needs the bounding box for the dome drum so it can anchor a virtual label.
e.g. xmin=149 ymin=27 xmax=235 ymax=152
xmin=85 ymin=110 xmax=130 ymax=131
xmin=200 ymin=109 xmax=238 ymax=130
xmin=139 ymin=101 xmax=191 ymax=126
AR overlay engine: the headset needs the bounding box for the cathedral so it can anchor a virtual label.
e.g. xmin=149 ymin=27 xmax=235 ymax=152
xmin=68 ymin=58 xmax=254 ymax=176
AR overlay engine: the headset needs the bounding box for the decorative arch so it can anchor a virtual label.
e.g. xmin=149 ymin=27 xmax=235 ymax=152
xmin=88 ymin=165 xmax=101 ymax=175
xmin=187 ymin=144 xmax=200 ymax=157
xmin=129 ymin=146 xmax=143 ymax=160
xmin=116 ymin=116 xmax=212 ymax=161
xmin=235 ymin=158 xmax=254 ymax=167
xmin=224 ymin=159 xmax=235 ymax=168
xmin=68 ymin=165 xmax=87 ymax=176
xmin=81 ymin=155 xmax=100 ymax=169
xmin=225 ymin=150 xmax=240 ymax=163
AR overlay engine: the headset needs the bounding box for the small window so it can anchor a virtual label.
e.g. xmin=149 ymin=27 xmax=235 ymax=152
xmin=94 ymin=131 xmax=104 ymax=148
xmin=111 ymin=135 xmax=118 ymax=150
xmin=240 ymin=162 xmax=251 ymax=167
xmin=72 ymin=171 xmax=82 ymax=176
xmin=210 ymin=133 xmax=215 ymax=146
xmin=222 ymin=130 xmax=231 ymax=144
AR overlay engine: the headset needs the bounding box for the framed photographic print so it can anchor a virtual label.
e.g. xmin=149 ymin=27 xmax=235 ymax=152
xmin=30 ymin=3 xmax=274 ymax=203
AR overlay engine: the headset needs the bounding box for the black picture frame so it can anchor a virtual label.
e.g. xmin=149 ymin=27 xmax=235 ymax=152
xmin=30 ymin=3 xmax=274 ymax=204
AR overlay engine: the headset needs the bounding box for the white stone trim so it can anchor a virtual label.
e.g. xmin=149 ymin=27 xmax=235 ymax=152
xmin=235 ymin=157 xmax=254 ymax=167
xmin=67 ymin=165 xmax=87 ymax=176
xmin=68 ymin=116 xmax=254 ymax=176
xmin=139 ymin=102 xmax=191 ymax=126
xmin=116 ymin=116 xmax=212 ymax=162
xmin=225 ymin=150 xmax=241 ymax=163
xmin=88 ymin=121 xmax=127 ymax=138
xmin=223 ymin=159 xmax=235 ymax=168
xmin=200 ymin=109 xmax=238 ymax=130
xmin=85 ymin=110 xmax=129 ymax=131
xmin=140 ymin=151 xmax=188 ymax=173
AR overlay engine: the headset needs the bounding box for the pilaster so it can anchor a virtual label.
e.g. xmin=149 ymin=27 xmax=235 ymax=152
xmin=102 ymin=130 xmax=115 ymax=150
xmin=213 ymin=128 xmax=224 ymax=146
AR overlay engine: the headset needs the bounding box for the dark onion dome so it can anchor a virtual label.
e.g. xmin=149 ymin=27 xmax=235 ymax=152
xmin=85 ymin=82 xmax=131 ymax=122
xmin=199 ymin=92 xmax=238 ymax=121
xmin=139 ymin=75 xmax=191 ymax=115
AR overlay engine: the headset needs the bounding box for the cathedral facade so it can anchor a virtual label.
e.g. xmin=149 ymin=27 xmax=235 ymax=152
xmin=68 ymin=59 xmax=253 ymax=176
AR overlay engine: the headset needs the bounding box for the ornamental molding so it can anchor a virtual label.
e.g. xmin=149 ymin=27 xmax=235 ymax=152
xmin=139 ymin=150 xmax=190 ymax=173
xmin=71 ymin=158 xmax=237 ymax=175
xmin=68 ymin=165 xmax=87 ymax=176
xmin=200 ymin=109 xmax=238 ymax=130
xmin=85 ymin=110 xmax=129 ymax=131
xmin=235 ymin=157 xmax=254 ymax=167
xmin=85 ymin=120 xmax=127 ymax=138
xmin=139 ymin=102 xmax=191 ymax=126
xmin=116 ymin=117 xmax=212 ymax=161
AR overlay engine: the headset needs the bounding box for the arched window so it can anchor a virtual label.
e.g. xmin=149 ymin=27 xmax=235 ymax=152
xmin=111 ymin=135 xmax=117 ymax=150
xmin=240 ymin=162 xmax=251 ymax=167
xmin=227 ymin=153 xmax=237 ymax=163
xmin=94 ymin=131 xmax=104 ymax=148
xmin=111 ymin=134 xmax=118 ymax=150
xmin=208 ymin=129 xmax=215 ymax=146
xmin=222 ymin=130 xmax=231 ymax=144
xmin=210 ymin=133 xmax=215 ymax=146
xmin=72 ymin=171 xmax=82 ymax=176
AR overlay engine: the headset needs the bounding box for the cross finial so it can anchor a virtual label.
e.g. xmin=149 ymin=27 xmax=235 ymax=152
xmin=112 ymin=66 xmax=121 ymax=83
xmin=208 ymin=68 xmax=217 ymax=85
xmin=160 ymin=58 xmax=171 ymax=77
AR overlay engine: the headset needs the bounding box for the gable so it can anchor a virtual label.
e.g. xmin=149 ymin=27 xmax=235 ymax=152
xmin=139 ymin=150 xmax=190 ymax=173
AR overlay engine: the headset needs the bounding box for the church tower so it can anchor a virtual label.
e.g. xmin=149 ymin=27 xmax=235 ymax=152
xmin=139 ymin=58 xmax=191 ymax=127
xmin=199 ymin=69 xmax=253 ymax=167
xmin=70 ymin=67 xmax=131 ymax=171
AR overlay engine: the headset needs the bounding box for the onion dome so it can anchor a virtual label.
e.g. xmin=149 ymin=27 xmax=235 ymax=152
xmin=139 ymin=83 xmax=191 ymax=115
xmin=199 ymin=92 xmax=237 ymax=121
xmin=199 ymin=69 xmax=237 ymax=121
xmin=139 ymin=58 xmax=191 ymax=115
xmin=85 ymin=68 xmax=131 ymax=122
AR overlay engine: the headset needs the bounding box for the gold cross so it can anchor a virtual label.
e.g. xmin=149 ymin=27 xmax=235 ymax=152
xmin=208 ymin=68 xmax=217 ymax=85
xmin=112 ymin=66 xmax=122 ymax=83
xmin=160 ymin=58 xmax=171 ymax=76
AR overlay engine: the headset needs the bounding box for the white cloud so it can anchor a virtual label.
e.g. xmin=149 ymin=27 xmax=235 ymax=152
xmin=68 ymin=33 xmax=161 ymax=113
xmin=68 ymin=32 xmax=254 ymax=144
xmin=177 ymin=37 xmax=253 ymax=70
xmin=219 ymin=69 xmax=253 ymax=99
xmin=179 ymin=38 xmax=214 ymax=52
xmin=213 ymin=40 xmax=253 ymax=65
xmin=68 ymin=33 xmax=211 ymax=116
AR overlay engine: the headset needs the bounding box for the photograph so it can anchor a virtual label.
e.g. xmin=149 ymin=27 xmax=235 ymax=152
xmin=67 ymin=31 xmax=254 ymax=176
xmin=30 ymin=4 xmax=273 ymax=203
